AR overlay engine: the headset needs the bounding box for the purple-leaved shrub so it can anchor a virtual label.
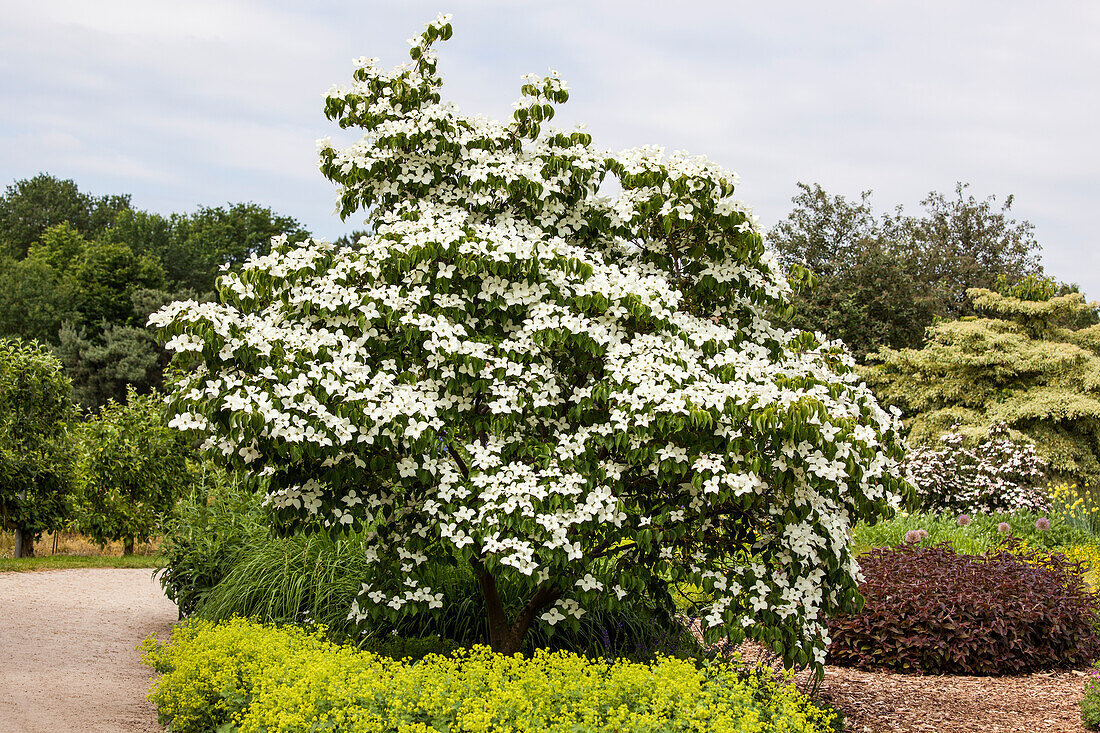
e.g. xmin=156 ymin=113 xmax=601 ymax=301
xmin=827 ymin=541 xmax=1100 ymax=675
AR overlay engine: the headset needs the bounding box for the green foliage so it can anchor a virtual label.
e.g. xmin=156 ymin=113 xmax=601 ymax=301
xmin=769 ymin=184 xmax=932 ymax=359
xmin=1082 ymin=667 xmax=1100 ymax=728
xmin=827 ymin=541 xmax=1100 ymax=674
xmin=57 ymin=320 xmax=167 ymax=410
xmin=70 ymin=238 xmax=165 ymax=327
xmin=71 ymin=387 xmax=192 ymax=552
xmin=191 ymin=503 xmax=693 ymax=658
xmin=899 ymin=183 xmax=1042 ymax=319
xmin=851 ymin=510 xmax=1097 ymax=557
xmin=0 ymin=173 xmax=130 ymax=259
xmin=770 ymin=182 xmax=1043 ymax=360
xmin=157 ymin=465 xmax=268 ymax=615
xmin=865 ymin=283 xmax=1100 ymax=485
xmin=143 ymin=619 xmax=839 ymax=733
xmin=157 ymin=203 xmax=309 ymax=294
xmin=0 ymin=254 xmax=75 ymax=343
xmin=0 ymin=338 xmax=75 ymax=553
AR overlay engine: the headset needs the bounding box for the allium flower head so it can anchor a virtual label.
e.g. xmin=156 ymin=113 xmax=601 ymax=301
xmin=917 ymin=529 xmax=929 ymax=539
xmin=957 ymin=514 xmax=971 ymax=526
xmin=904 ymin=529 xmax=923 ymax=543
xmin=997 ymin=522 xmax=1011 ymax=533
xmin=1035 ymin=517 xmax=1051 ymax=531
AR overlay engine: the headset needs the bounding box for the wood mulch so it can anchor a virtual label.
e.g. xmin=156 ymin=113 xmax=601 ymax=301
xmin=818 ymin=664 xmax=1092 ymax=733
xmin=726 ymin=641 xmax=1093 ymax=732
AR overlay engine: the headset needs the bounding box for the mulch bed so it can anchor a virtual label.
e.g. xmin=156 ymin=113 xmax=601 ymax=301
xmin=818 ymin=665 xmax=1092 ymax=733
xmin=725 ymin=641 xmax=1092 ymax=732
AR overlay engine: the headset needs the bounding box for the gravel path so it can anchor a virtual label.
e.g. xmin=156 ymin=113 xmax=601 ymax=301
xmin=0 ymin=568 xmax=177 ymax=733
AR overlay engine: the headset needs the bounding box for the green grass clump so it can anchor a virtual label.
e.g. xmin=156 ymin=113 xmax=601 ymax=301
xmin=143 ymin=618 xmax=839 ymax=733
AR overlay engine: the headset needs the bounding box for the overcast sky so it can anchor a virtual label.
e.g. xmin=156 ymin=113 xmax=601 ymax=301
xmin=2 ymin=1 xmax=1097 ymax=297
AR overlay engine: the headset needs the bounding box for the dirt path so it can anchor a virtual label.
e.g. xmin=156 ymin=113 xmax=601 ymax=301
xmin=0 ymin=568 xmax=177 ymax=733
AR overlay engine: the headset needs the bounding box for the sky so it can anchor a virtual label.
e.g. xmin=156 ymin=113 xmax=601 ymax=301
xmin=2 ymin=1 xmax=1098 ymax=297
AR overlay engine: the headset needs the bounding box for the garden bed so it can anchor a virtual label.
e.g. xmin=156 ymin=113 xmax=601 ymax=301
xmin=819 ymin=664 xmax=1091 ymax=733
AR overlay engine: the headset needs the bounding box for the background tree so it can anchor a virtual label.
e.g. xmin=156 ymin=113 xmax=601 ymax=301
xmin=894 ymin=183 xmax=1043 ymax=319
xmin=0 ymin=255 xmax=75 ymax=344
xmin=71 ymin=387 xmax=193 ymax=554
xmin=155 ymin=203 xmax=310 ymax=294
xmin=864 ymin=275 xmax=1100 ymax=485
xmin=0 ymin=338 xmax=75 ymax=557
xmin=0 ymin=173 xmax=130 ymax=260
xmin=770 ymin=182 xmax=1044 ymax=360
xmin=153 ymin=17 xmax=909 ymax=671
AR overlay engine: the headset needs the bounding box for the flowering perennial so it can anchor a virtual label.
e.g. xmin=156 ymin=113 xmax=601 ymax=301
xmin=151 ymin=15 xmax=908 ymax=670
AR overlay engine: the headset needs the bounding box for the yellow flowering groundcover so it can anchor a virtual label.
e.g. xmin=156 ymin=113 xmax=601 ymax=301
xmin=142 ymin=619 xmax=838 ymax=733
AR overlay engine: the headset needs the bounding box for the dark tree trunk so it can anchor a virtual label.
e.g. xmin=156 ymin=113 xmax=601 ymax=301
xmin=13 ymin=528 xmax=34 ymax=558
xmin=123 ymin=537 xmax=135 ymax=556
xmin=474 ymin=565 xmax=560 ymax=655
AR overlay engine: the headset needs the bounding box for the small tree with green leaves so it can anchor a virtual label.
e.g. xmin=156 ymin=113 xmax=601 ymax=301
xmin=72 ymin=388 xmax=193 ymax=554
xmin=0 ymin=338 xmax=75 ymax=557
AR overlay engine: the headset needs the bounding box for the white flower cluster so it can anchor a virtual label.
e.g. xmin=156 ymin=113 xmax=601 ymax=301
xmin=151 ymin=18 xmax=909 ymax=671
xmin=905 ymin=422 xmax=1048 ymax=515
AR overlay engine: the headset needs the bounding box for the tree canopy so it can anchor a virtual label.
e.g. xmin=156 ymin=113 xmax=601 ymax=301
xmin=0 ymin=338 xmax=75 ymax=556
xmin=769 ymin=182 xmax=1044 ymax=360
xmin=152 ymin=16 xmax=908 ymax=670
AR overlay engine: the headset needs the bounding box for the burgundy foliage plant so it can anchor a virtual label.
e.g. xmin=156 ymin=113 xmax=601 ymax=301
xmin=827 ymin=541 xmax=1100 ymax=675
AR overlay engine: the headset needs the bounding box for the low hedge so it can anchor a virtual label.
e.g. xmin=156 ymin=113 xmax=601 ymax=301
xmin=142 ymin=618 xmax=839 ymax=733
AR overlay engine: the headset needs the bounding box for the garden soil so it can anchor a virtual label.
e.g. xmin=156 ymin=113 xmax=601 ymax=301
xmin=0 ymin=568 xmax=177 ymax=732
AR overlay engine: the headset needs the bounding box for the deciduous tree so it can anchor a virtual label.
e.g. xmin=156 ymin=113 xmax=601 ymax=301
xmin=152 ymin=17 xmax=908 ymax=671
xmin=0 ymin=338 xmax=75 ymax=557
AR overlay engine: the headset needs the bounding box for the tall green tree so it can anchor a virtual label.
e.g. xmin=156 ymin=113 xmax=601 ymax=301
xmin=893 ymin=183 xmax=1043 ymax=319
xmin=0 ymin=339 xmax=75 ymax=557
xmin=157 ymin=203 xmax=309 ymax=294
xmin=0 ymin=174 xmax=130 ymax=260
xmin=0 ymin=255 xmax=75 ymax=344
xmin=864 ymin=276 xmax=1100 ymax=485
xmin=72 ymin=387 xmax=192 ymax=554
xmin=769 ymin=182 xmax=1044 ymax=360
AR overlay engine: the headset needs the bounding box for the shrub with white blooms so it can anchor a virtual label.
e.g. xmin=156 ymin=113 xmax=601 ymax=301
xmin=150 ymin=15 xmax=909 ymax=669
xmin=904 ymin=422 xmax=1048 ymax=515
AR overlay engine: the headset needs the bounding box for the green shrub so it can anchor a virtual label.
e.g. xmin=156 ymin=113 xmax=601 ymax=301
xmin=1082 ymin=667 xmax=1100 ymax=728
xmin=143 ymin=618 xmax=838 ymax=733
xmin=157 ymin=464 xmax=267 ymax=615
xmin=828 ymin=541 xmax=1100 ymax=674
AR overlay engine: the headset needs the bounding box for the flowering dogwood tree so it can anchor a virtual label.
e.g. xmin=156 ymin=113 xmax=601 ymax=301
xmin=151 ymin=16 xmax=908 ymax=669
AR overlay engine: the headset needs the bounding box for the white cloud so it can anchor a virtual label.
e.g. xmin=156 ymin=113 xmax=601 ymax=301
xmin=1 ymin=0 xmax=1097 ymax=296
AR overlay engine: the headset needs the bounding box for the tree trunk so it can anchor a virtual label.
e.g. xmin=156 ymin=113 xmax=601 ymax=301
xmin=13 ymin=528 xmax=34 ymax=559
xmin=123 ymin=537 xmax=135 ymax=556
xmin=475 ymin=565 xmax=560 ymax=655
